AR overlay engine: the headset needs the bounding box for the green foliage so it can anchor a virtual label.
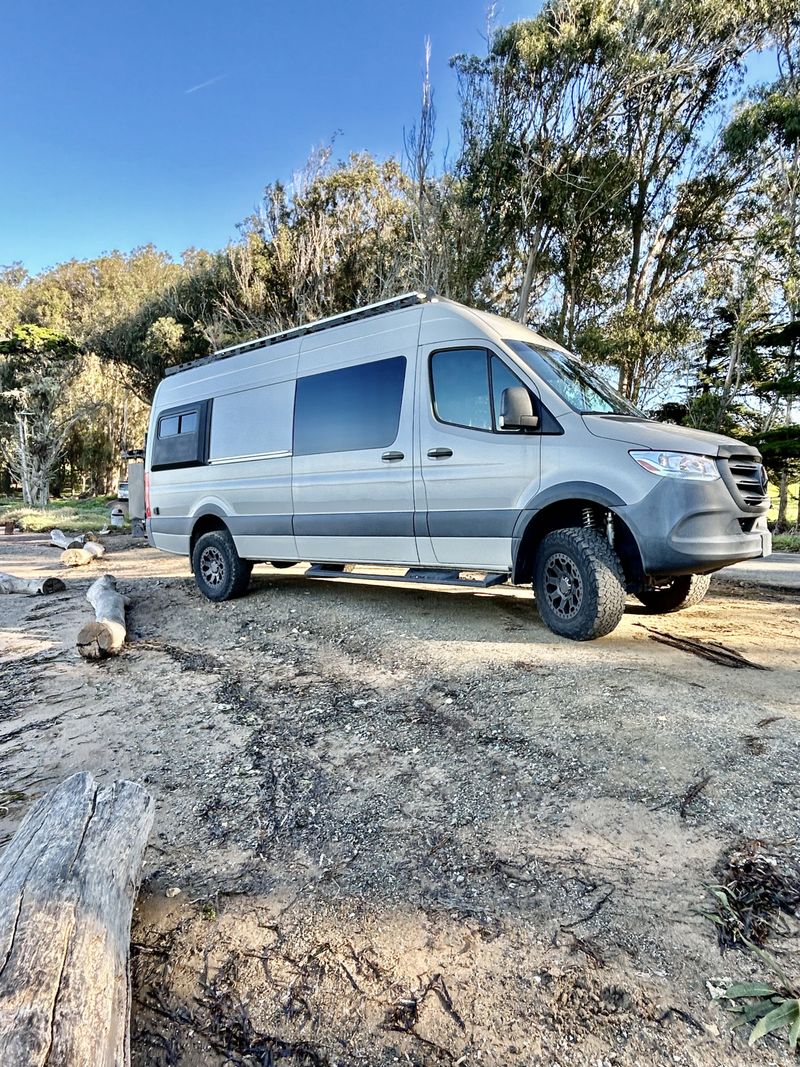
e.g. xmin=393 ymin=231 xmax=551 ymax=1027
xmin=722 ymin=975 xmax=800 ymax=1050
xmin=725 ymin=87 xmax=800 ymax=156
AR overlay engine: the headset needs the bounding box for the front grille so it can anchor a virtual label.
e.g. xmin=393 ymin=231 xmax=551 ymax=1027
xmin=720 ymin=454 xmax=769 ymax=511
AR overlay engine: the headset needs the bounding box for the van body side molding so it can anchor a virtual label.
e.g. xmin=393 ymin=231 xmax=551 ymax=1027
xmin=153 ymin=508 xmax=522 ymax=540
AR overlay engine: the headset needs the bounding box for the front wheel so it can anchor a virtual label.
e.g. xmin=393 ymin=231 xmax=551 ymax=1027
xmin=533 ymin=527 xmax=626 ymax=640
xmin=192 ymin=529 xmax=252 ymax=601
xmin=636 ymin=574 xmax=710 ymax=614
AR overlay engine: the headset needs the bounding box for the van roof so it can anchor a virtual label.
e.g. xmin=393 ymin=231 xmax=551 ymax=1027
xmin=164 ymin=292 xmax=566 ymax=379
xmin=165 ymin=291 xmax=431 ymax=377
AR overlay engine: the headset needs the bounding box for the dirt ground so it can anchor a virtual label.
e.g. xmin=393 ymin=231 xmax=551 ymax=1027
xmin=1 ymin=534 xmax=798 ymax=1067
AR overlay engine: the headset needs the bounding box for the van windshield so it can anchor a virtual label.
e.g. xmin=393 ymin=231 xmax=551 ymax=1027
xmin=505 ymin=340 xmax=643 ymax=417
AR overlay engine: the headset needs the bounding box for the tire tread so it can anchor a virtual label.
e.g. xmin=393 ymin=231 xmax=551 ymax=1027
xmin=533 ymin=527 xmax=626 ymax=640
xmin=636 ymin=573 xmax=710 ymax=614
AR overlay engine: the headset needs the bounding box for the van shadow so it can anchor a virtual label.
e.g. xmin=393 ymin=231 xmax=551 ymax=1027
xmin=245 ymin=567 xmax=659 ymax=645
xmin=247 ymin=568 xmax=560 ymax=646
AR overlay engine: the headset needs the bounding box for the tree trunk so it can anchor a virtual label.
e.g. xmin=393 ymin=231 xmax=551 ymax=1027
xmin=0 ymin=572 xmax=66 ymax=595
xmin=50 ymin=529 xmax=86 ymax=550
xmin=61 ymin=541 xmax=106 ymax=568
xmin=16 ymin=415 xmax=32 ymax=507
xmin=776 ymin=470 xmax=790 ymax=530
xmin=77 ymin=574 xmax=129 ymax=659
xmin=516 ymin=218 xmax=543 ymax=323
xmin=0 ymin=771 xmax=154 ymax=1067
xmin=617 ymin=361 xmax=629 ymax=396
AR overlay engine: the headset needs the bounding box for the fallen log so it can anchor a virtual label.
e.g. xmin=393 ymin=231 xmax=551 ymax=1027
xmin=0 ymin=771 xmax=154 ymax=1066
xmin=0 ymin=571 xmax=66 ymax=595
xmin=49 ymin=528 xmax=85 ymax=551
xmin=77 ymin=574 xmax=129 ymax=659
xmin=60 ymin=540 xmax=106 ymax=568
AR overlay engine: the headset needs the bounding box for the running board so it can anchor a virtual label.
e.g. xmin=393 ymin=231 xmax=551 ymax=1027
xmin=304 ymin=565 xmax=508 ymax=589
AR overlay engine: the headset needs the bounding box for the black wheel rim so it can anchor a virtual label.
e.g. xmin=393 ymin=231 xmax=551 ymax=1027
xmin=543 ymin=552 xmax=583 ymax=620
xmin=200 ymin=546 xmax=225 ymax=587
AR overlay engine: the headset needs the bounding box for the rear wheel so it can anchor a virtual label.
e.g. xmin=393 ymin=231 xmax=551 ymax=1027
xmin=192 ymin=529 xmax=252 ymax=601
xmin=636 ymin=574 xmax=710 ymax=614
xmin=533 ymin=527 xmax=626 ymax=640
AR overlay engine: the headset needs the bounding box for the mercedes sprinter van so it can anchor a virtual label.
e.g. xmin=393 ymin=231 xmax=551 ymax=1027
xmin=145 ymin=292 xmax=771 ymax=640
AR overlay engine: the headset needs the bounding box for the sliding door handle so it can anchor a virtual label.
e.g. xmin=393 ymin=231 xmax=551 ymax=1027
xmin=427 ymin=447 xmax=453 ymax=459
xmin=381 ymin=450 xmax=405 ymax=462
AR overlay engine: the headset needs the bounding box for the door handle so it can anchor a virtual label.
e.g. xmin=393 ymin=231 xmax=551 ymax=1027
xmin=427 ymin=447 xmax=453 ymax=459
xmin=381 ymin=450 xmax=405 ymax=462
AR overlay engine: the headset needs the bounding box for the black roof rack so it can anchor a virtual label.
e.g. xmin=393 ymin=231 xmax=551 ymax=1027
xmin=164 ymin=291 xmax=434 ymax=377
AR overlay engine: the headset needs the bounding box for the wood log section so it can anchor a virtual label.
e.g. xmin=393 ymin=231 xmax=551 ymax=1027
xmin=0 ymin=771 xmax=154 ymax=1067
xmin=0 ymin=572 xmax=66 ymax=595
xmin=77 ymin=574 xmax=129 ymax=659
xmin=49 ymin=528 xmax=85 ymax=551
xmin=60 ymin=540 xmax=106 ymax=568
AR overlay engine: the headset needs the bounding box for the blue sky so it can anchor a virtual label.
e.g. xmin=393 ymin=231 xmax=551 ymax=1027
xmin=2 ymin=2 xmax=779 ymax=276
xmin=1 ymin=0 xmax=531 ymax=274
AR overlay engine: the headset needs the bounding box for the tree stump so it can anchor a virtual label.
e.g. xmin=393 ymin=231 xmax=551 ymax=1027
xmin=77 ymin=574 xmax=129 ymax=659
xmin=0 ymin=572 xmax=66 ymax=595
xmin=0 ymin=772 xmax=154 ymax=1066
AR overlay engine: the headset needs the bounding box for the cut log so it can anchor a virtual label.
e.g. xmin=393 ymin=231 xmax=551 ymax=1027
xmin=60 ymin=540 xmax=106 ymax=568
xmin=77 ymin=574 xmax=129 ymax=659
xmin=0 ymin=771 xmax=154 ymax=1067
xmin=50 ymin=528 xmax=85 ymax=551
xmin=0 ymin=571 xmax=66 ymax=595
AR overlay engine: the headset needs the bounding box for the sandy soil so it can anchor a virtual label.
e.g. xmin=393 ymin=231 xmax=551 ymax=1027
xmin=1 ymin=533 xmax=798 ymax=1066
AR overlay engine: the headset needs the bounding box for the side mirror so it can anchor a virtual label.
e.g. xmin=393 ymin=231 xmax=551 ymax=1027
xmin=500 ymin=387 xmax=539 ymax=431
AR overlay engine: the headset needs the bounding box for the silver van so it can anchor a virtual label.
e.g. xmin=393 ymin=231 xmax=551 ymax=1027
xmin=145 ymin=292 xmax=771 ymax=640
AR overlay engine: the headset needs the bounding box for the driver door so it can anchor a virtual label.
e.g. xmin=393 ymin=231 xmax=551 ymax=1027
xmin=416 ymin=344 xmax=541 ymax=571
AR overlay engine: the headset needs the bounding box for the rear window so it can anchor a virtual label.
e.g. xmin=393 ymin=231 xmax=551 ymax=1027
xmin=151 ymin=400 xmax=210 ymax=471
xmin=158 ymin=410 xmax=198 ymax=438
xmin=294 ymin=356 xmax=406 ymax=456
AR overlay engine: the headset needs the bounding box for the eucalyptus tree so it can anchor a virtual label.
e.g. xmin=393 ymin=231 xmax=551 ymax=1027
xmin=722 ymin=9 xmax=800 ymax=523
xmin=607 ymin=0 xmax=778 ymax=400
xmin=453 ymin=0 xmax=778 ymax=405
xmin=453 ymin=3 xmax=630 ymax=321
xmin=0 ymin=325 xmax=83 ymax=506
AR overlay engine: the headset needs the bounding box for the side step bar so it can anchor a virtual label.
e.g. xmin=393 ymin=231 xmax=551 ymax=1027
xmin=304 ymin=565 xmax=509 ymax=589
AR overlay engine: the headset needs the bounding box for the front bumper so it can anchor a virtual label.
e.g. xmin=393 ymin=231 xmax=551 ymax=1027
xmin=622 ymin=477 xmax=770 ymax=578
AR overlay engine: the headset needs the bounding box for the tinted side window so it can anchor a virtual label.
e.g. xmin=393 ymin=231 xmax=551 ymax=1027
xmin=430 ymin=349 xmax=491 ymax=430
xmin=151 ymin=400 xmax=211 ymax=471
xmin=158 ymin=411 xmax=198 ymax=438
xmin=294 ymin=356 xmax=406 ymax=456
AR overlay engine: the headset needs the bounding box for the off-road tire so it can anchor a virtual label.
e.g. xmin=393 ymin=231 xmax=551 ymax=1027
xmin=636 ymin=574 xmax=711 ymax=614
xmin=533 ymin=527 xmax=626 ymax=640
xmin=192 ymin=529 xmax=252 ymax=602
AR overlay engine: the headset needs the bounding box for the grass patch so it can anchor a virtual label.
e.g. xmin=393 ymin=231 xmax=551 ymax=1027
xmin=768 ymin=480 xmax=799 ymax=525
xmin=0 ymin=495 xmax=117 ymax=533
xmin=773 ymin=533 xmax=800 ymax=553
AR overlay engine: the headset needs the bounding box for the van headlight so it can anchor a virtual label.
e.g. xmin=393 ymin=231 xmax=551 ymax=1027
xmin=630 ymin=450 xmax=720 ymax=481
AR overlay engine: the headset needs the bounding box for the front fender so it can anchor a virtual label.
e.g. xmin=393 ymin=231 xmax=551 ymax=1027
xmin=510 ymin=481 xmax=628 ymax=584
